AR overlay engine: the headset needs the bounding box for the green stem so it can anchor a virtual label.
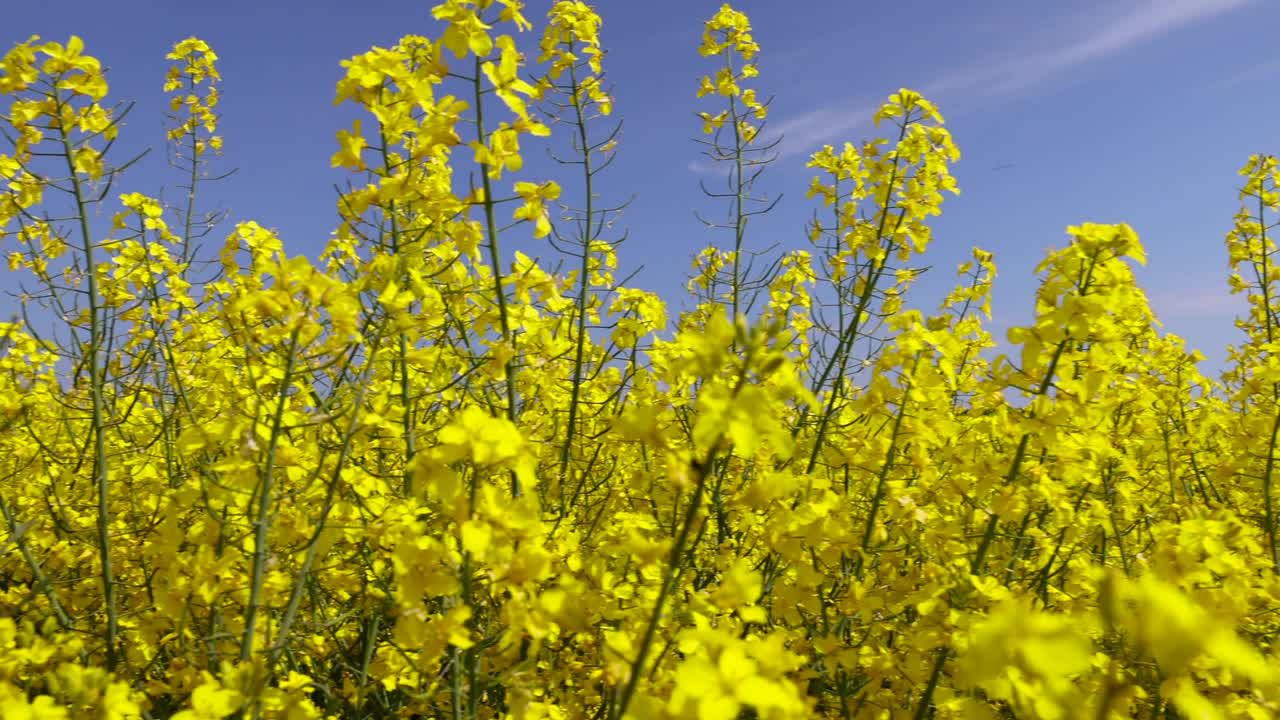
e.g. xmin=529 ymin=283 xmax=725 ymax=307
xmin=57 ymin=113 xmax=116 ymax=670
xmin=798 ymin=117 xmax=912 ymax=471
xmin=558 ymin=52 xmax=596 ymax=498
xmin=473 ymin=56 xmax=520 ymax=498
xmin=612 ymin=344 xmax=756 ymax=719
xmin=726 ymin=52 xmax=746 ymax=324
xmin=914 ymin=255 xmax=1097 ymax=718
xmin=240 ymin=326 xmax=302 ymax=663
xmin=375 ymin=126 xmax=418 ymax=498
xmin=0 ymin=493 xmax=73 ymax=629
xmin=267 ymin=346 xmax=379 ymax=666
xmin=855 ymin=354 xmax=918 ymax=578
xmin=1258 ymin=193 xmax=1280 ymax=571
xmin=611 ymin=452 xmax=714 ymax=720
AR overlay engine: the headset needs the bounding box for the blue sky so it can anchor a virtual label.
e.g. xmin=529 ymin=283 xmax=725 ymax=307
xmin=5 ymin=0 xmax=1280 ymax=373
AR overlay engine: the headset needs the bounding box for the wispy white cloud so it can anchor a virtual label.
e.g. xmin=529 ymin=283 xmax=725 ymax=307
xmin=686 ymin=105 xmax=879 ymax=172
xmin=768 ymin=0 xmax=1254 ymax=159
xmin=1211 ymin=55 xmax=1280 ymax=91
xmin=764 ymin=104 xmax=878 ymax=160
xmin=1144 ymin=282 xmax=1245 ymax=320
xmin=941 ymin=0 xmax=1251 ymax=97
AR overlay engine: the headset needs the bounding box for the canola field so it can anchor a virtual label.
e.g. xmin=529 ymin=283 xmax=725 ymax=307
xmin=1 ymin=2 xmax=1279 ymax=718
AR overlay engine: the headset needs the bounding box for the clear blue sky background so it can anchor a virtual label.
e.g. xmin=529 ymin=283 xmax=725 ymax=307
xmin=5 ymin=0 xmax=1280 ymax=374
